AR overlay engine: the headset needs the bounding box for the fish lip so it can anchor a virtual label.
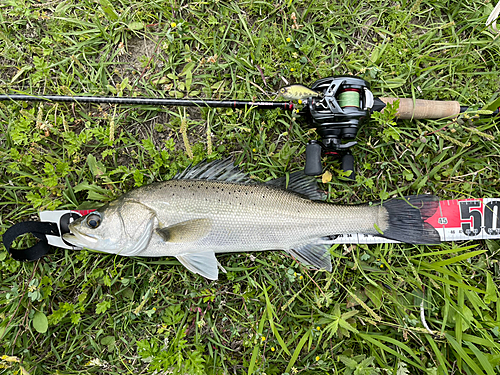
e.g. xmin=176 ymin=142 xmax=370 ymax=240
xmin=63 ymin=230 xmax=98 ymax=247
xmin=64 ymin=229 xmax=121 ymax=252
xmin=62 ymin=233 xmax=84 ymax=249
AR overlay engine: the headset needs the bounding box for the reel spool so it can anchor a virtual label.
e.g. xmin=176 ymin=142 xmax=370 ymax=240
xmin=298 ymin=76 xmax=374 ymax=179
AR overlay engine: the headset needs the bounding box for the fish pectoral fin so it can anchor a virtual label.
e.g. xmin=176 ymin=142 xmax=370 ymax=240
xmin=156 ymin=218 xmax=212 ymax=243
xmin=176 ymin=251 xmax=219 ymax=280
xmin=287 ymin=242 xmax=332 ymax=272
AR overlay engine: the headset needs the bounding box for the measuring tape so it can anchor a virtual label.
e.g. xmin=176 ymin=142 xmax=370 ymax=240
xmin=3 ymin=198 xmax=499 ymax=261
xmin=330 ymin=198 xmax=500 ymax=244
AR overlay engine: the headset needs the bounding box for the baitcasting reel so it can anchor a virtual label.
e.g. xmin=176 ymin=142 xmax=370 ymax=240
xmin=297 ymin=76 xmax=379 ymax=179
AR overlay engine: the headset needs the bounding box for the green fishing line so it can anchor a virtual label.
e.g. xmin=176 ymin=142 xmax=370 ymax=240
xmin=338 ymin=90 xmax=360 ymax=108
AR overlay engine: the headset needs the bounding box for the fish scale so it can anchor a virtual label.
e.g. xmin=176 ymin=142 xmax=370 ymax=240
xmin=131 ymin=180 xmax=385 ymax=252
xmin=64 ymin=160 xmax=441 ymax=280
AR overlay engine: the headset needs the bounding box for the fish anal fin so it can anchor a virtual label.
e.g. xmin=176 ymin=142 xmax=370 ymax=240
xmin=176 ymin=251 xmax=219 ymax=280
xmin=156 ymin=218 xmax=211 ymax=243
xmin=287 ymin=242 xmax=332 ymax=271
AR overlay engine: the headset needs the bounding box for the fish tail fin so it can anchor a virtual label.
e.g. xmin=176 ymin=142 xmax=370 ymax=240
xmin=380 ymin=195 xmax=441 ymax=244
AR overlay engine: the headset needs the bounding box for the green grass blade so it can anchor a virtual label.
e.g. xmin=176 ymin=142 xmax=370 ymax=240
xmin=445 ymin=333 xmax=485 ymax=375
xmin=247 ymin=343 xmax=260 ymax=375
xmin=284 ymin=330 xmax=310 ymax=374
xmin=262 ymin=284 xmax=291 ymax=356
xmin=462 ymin=334 xmax=500 ymax=350
xmin=418 ymin=271 xmax=486 ymax=294
xmin=233 ymin=5 xmax=255 ymax=48
xmin=357 ymin=333 xmax=426 ymax=371
xmin=456 ymin=287 xmax=464 ymax=370
xmin=483 ymin=96 xmax=500 ymax=111
xmin=430 ymin=250 xmax=486 ymax=267
xmin=248 ymin=310 xmax=267 ymax=375
xmin=98 ymin=0 xmax=119 ymax=21
xmin=425 ymin=334 xmax=450 ymax=375
xmin=465 ymin=341 xmax=496 ymax=375
xmin=409 ymin=245 xmax=479 ymax=259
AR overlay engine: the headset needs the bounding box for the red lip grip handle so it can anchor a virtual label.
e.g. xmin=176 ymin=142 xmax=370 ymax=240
xmin=380 ymin=97 xmax=461 ymax=119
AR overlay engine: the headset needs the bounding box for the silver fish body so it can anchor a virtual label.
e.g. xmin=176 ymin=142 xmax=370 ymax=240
xmin=64 ymin=160 xmax=440 ymax=279
xmin=122 ymin=179 xmax=386 ymax=256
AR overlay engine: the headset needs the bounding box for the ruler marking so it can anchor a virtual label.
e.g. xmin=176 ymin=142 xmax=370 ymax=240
xmin=439 ymin=200 xmax=445 ymax=242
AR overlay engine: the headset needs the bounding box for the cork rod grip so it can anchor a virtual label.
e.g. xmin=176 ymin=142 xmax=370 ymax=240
xmin=379 ymin=97 xmax=461 ymax=119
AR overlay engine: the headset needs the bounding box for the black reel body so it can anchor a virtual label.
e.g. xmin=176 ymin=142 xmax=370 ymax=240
xmin=299 ymin=76 xmax=374 ymax=178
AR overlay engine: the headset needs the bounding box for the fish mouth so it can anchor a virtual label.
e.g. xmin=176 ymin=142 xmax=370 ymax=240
xmin=63 ymin=228 xmax=120 ymax=253
xmin=63 ymin=230 xmax=99 ymax=248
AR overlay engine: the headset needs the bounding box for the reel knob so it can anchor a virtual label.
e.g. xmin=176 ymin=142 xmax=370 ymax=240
xmin=341 ymin=153 xmax=355 ymax=180
xmin=304 ymin=141 xmax=323 ymax=176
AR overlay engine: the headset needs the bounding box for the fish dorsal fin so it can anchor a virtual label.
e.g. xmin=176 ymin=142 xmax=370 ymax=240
xmin=176 ymin=251 xmax=219 ymax=280
xmin=156 ymin=219 xmax=212 ymax=243
xmin=287 ymin=241 xmax=332 ymax=271
xmin=174 ymin=158 xmax=253 ymax=184
xmin=266 ymin=172 xmax=326 ymax=201
xmin=174 ymin=159 xmax=325 ymax=200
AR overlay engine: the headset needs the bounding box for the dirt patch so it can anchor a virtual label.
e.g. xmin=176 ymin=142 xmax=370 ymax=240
xmin=123 ymin=35 xmax=160 ymax=69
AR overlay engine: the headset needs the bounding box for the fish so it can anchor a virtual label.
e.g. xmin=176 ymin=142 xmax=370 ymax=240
xmin=63 ymin=159 xmax=440 ymax=280
xmin=278 ymin=84 xmax=322 ymax=100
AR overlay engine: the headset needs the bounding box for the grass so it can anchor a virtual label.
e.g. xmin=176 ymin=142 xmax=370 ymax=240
xmin=0 ymin=0 xmax=500 ymax=374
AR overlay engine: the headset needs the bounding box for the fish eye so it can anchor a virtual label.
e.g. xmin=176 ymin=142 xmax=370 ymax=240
xmin=86 ymin=213 xmax=101 ymax=229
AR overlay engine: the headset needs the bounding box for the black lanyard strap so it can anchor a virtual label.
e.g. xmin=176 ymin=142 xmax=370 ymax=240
xmin=2 ymin=222 xmax=60 ymax=261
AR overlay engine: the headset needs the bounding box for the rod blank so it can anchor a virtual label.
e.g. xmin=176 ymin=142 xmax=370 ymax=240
xmin=0 ymin=94 xmax=294 ymax=111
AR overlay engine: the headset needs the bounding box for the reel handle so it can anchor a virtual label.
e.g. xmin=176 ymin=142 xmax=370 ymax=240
xmin=304 ymin=141 xmax=357 ymax=179
xmin=304 ymin=141 xmax=323 ymax=176
xmin=341 ymin=153 xmax=355 ymax=180
xmin=380 ymin=97 xmax=461 ymax=119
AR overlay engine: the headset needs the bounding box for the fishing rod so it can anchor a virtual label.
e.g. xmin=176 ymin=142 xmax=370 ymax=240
xmin=0 ymin=94 xmax=294 ymax=110
xmin=2 ymin=76 xmax=498 ymax=178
